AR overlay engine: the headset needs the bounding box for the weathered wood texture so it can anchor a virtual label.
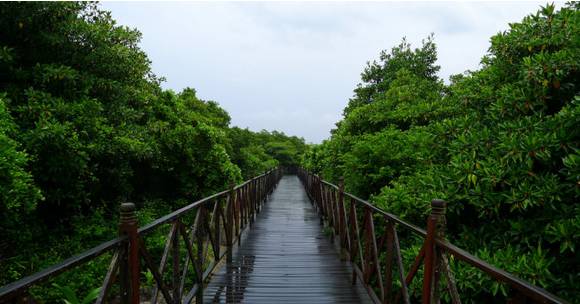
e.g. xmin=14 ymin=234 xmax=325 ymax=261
xmin=204 ymin=175 xmax=373 ymax=304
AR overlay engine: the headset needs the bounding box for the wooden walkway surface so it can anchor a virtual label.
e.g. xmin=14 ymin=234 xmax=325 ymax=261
xmin=203 ymin=175 xmax=372 ymax=303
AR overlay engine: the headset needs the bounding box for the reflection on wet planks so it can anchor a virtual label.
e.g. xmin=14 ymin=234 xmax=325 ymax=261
xmin=204 ymin=175 xmax=372 ymax=304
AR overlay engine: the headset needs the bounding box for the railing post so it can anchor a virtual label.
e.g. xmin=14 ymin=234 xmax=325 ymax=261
xmin=318 ymin=177 xmax=325 ymax=225
xmin=195 ymin=210 xmax=204 ymax=304
xmin=173 ymin=219 xmax=181 ymax=304
xmin=119 ymin=203 xmax=140 ymax=304
xmin=249 ymin=179 xmax=255 ymax=224
xmin=227 ymin=182 xmax=235 ymax=247
xmin=422 ymin=199 xmax=446 ymax=304
xmin=338 ymin=176 xmax=344 ymax=202
xmin=338 ymin=177 xmax=346 ymax=252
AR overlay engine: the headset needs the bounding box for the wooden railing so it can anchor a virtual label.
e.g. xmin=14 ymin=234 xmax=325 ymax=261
xmin=297 ymin=168 xmax=568 ymax=304
xmin=0 ymin=168 xmax=282 ymax=304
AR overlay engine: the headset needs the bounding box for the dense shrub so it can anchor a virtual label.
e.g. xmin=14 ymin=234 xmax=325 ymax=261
xmin=303 ymin=3 xmax=579 ymax=301
xmin=0 ymin=1 xmax=306 ymax=294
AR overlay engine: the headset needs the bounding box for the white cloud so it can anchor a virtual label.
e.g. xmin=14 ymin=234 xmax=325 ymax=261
xmin=101 ymin=1 xmax=556 ymax=143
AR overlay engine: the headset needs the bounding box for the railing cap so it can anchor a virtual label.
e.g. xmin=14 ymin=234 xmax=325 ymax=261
xmin=431 ymin=199 xmax=446 ymax=215
xmin=120 ymin=202 xmax=136 ymax=222
xmin=120 ymin=202 xmax=135 ymax=212
xmin=431 ymin=198 xmax=447 ymax=209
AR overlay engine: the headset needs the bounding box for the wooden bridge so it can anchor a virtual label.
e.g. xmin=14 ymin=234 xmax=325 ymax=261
xmin=0 ymin=168 xmax=569 ymax=304
xmin=203 ymin=175 xmax=371 ymax=303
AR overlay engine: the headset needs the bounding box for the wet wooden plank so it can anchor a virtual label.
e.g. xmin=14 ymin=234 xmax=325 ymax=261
xmin=204 ymin=175 xmax=373 ymax=303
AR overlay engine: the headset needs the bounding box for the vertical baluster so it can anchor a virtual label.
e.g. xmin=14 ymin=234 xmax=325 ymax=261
xmin=440 ymin=252 xmax=461 ymax=304
xmin=333 ymin=188 xmax=340 ymax=237
xmin=210 ymin=200 xmax=220 ymax=260
xmin=365 ymin=208 xmax=384 ymax=301
xmin=172 ymin=220 xmax=180 ymax=304
xmin=391 ymin=224 xmax=411 ymax=304
xmin=348 ymin=199 xmax=363 ymax=285
xmin=337 ymin=196 xmax=342 ymax=240
xmin=337 ymin=177 xmax=350 ymax=253
xmin=151 ymin=223 xmax=178 ymax=304
xmin=253 ymin=178 xmax=258 ymax=215
xmin=257 ymin=175 xmax=260 ymax=203
xmin=237 ymin=186 xmax=243 ymax=246
xmin=234 ymin=187 xmax=240 ymax=238
xmin=243 ymin=183 xmax=248 ymax=228
xmin=383 ymin=221 xmax=394 ymax=303
xmin=257 ymin=175 xmax=261 ymax=209
xmin=260 ymin=172 xmax=265 ymax=205
xmin=249 ymin=179 xmax=255 ymax=223
xmin=353 ymin=206 xmax=366 ymax=284
xmin=96 ymin=251 xmax=120 ymax=304
xmin=422 ymin=199 xmax=446 ymax=304
xmin=325 ymin=185 xmax=332 ymax=225
xmin=335 ymin=188 xmax=341 ymax=238
xmin=195 ymin=208 xmax=205 ymax=304
xmin=119 ymin=203 xmax=140 ymax=304
xmin=318 ymin=178 xmax=325 ymax=224
xmin=240 ymin=184 xmax=247 ymax=228
xmin=306 ymin=173 xmax=313 ymax=200
xmin=318 ymin=176 xmax=324 ymax=211
xmin=226 ymin=183 xmax=235 ymax=247
xmin=326 ymin=186 xmax=334 ymax=231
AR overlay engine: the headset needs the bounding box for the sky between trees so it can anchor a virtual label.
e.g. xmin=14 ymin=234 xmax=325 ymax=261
xmin=103 ymin=1 xmax=555 ymax=143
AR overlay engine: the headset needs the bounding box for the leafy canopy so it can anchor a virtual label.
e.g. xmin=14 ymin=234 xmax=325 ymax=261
xmin=303 ymin=3 xmax=579 ymax=301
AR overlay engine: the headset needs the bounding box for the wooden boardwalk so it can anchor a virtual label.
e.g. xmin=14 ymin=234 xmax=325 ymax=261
xmin=0 ymin=171 xmax=566 ymax=304
xmin=203 ymin=175 xmax=372 ymax=304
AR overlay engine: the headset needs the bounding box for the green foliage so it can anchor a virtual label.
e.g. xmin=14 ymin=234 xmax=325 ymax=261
xmin=343 ymin=34 xmax=441 ymax=117
xmin=52 ymin=284 xmax=100 ymax=304
xmin=228 ymin=127 xmax=306 ymax=178
xmin=304 ymin=3 xmax=579 ymax=301
xmin=0 ymin=1 xmax=305 ymax=299
xmin=0 ymin=94 xmax=43 ymax=235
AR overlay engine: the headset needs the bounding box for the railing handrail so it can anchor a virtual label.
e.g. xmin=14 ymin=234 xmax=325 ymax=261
xmin=0 ymin=168 xmax=281 ymax=302
xmin=322 ymin=179 xmax=427 ymax=235
xmin=139 ymin=171 xmax=270 ymax=235
xmin=300 ymin=169 xmax=568 ymax=304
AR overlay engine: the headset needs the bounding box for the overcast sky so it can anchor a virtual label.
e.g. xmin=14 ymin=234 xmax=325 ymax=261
xmin=101 ymin=1 xmax=553 ymax=143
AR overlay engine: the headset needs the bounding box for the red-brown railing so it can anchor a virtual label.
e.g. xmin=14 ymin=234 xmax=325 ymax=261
xmin=297 ymin=168 xmax=568 ymax=304
xmin=0 ymin=168 xmax=282 ymax=304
